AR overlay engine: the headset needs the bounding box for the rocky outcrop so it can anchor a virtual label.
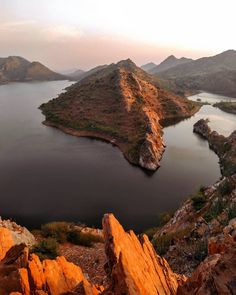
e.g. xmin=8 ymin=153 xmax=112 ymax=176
xmin=0 ymin=219 xmax=35 ymax=261
xmin=0 ymin=244 xmax=100 ymax=295
xmin=103 ymin=213 xmax=186 ymax=295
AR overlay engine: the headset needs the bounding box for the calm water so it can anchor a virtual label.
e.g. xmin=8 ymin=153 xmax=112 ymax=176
xmin=0 ymin=82 xmax=235 ymax=231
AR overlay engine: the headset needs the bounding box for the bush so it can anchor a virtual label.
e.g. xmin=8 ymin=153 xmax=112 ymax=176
xmin=191 ymin=190 xmax=206 ymax=211
xmin=32 ymin=238 xmax=59 ymax=260
xmin=67 ymin=230 xmax=103 ymax=247
xmin=41 ymin=221 xmax=72 ymax=243
xmin=204 ymin=197 xmax=225 ymax=222
xmin=228 ymin=203 xmax=236 ymax=220
xmin=218 ymin=179 xmax=234 ymax=195
xmin=193 ymin=239 xmax=208 ymax=261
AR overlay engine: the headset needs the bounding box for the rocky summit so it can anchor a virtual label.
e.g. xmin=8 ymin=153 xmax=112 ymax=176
xmin=40 ymin=59 xmax=199 ymax=170
xmin=0 ymin=213 xmax=235 ymax=295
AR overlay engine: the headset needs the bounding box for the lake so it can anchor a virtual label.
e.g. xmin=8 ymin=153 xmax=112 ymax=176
xmin=0 ymin=81 xmax=235 ymax=231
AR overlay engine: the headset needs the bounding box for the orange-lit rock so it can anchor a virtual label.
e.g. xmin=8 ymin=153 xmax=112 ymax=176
xmin=0 ymin=227 xmax=15 ymax=261
xmin=19 ymin=268 xmax=30 ymax=295
xmin=28 ymin=253 xmax=46 ymax=290
xmin=103 ymin=213 xmax=186 ymax=295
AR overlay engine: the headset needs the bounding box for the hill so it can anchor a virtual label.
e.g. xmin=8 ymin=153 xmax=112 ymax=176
xmin=147 ymin=55 xmax=192 ymax=74
xmin=141 ymin=62 xmax=157 ymax=72
xmin=0 ymin=56 xmax=66 ymax=83
xmin=156 ymin=50 xmax=236 ymax=97
xmin=40 ymin=59 xmax=199 ymax=170
xmin=69 ymin=64 xmax=108 ymax=81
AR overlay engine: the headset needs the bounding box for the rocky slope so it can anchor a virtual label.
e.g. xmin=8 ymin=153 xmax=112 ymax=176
xmin=40 ymin=59 xmax=199 ymax=170
xmin=152 ymin=118 xmax=236 ymax=277
xmin=0 ymin=213 xmax=235 ymax=294
xmin=156 ymin=50 xmax=236 ymax=97
xmin=0 ymin=56 xmax=66 ymax=83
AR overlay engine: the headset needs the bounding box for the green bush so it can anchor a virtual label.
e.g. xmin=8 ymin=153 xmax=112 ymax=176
xmin=32 ymin=238 xmax=59 ymax=260
xmin=218 ymin=179 xmax=234 ymax=195
xmin=204 ymin=197 xmax=225 ymax=222
xmin=228 ymin=203 xmax=236 ymax=220
xmin=67 ymin=230 xmax=103 ymax=247
xmin=41 ymin=221 xmax=72 ymax=243
xmin=191 ymin=190 xmax=206 ymax=211
xmin=193 ymin=239 xmax=208 ymax=261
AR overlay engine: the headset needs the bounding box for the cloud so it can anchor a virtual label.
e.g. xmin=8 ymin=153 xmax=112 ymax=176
xmin=42 ymin=25 xmax=84 ymax=41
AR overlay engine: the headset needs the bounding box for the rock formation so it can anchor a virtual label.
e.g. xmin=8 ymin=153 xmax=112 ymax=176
xmin=103 ymin=214 xmax=186 ymax=295
xmin=40 ymin=59 xmax=199 ymax=170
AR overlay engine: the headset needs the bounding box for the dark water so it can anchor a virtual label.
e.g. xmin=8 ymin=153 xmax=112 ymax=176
xmin=0 ymin=82 xmax=235 ymax=231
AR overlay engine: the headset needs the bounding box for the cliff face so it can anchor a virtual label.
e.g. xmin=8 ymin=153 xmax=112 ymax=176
xmin=40 ymin=59 xmax=199 ymax=170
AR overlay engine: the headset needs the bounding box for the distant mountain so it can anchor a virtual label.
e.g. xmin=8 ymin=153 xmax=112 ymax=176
xmin=40 ymin=58 xmax=199 ymax=171
xmin=0 ymin=56 xmax=67 ymax=83
xmin=69 ymin=64 xmax=108 ymax=81
xmin=148 ymin=55 xmax=193 ymax=74
xmin=157 ymin=50 xmax=236 ymax=97
xmin=141 ymin=62 xmax=157 ymax=72
xmin=60 ymin=68 xmax=82 ymax=75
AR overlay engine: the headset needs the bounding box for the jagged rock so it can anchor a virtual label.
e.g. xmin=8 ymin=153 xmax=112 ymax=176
xmin=178 ymin=247 xmax=236 ymax=295
xmin=0 ymin=241 xmax=100 ymax=295
xmin=103 ymin=213 xmax=186 ymax=295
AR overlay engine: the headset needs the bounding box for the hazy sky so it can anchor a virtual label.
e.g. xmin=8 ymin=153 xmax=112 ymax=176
xmin=0 ymin=0 xmax=235 ymax=71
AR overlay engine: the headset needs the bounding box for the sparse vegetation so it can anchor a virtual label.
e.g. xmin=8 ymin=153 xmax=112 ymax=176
xmin=32 ymin=238 xmax=59 ymax=260
xmin=191 ymin=189 xmax=207 ymax=211
xmin=38 ymin=221 xmax=103 ymax=248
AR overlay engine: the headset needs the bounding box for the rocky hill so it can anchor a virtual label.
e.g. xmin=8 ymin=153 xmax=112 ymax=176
xmin=40 ymin=59 xmax=199 ymax=171
xmin=156 ymin=50 xmax=236 ymax=97
xmin=147 ymin=55 xmax=192 ymax=75
xmin=0 ymin=56 xmax=66 ymax=83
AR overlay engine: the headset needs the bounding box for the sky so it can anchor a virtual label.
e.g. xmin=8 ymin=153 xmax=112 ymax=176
xmin=0 ymin=0 xmax=235 ymax=71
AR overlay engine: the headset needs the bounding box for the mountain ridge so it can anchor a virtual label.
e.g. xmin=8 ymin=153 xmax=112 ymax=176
xmin=0 ymin=56 xmax=67 ymax=83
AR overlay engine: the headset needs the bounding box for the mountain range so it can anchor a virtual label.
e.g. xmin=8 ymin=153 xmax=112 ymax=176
xmin=0 ymin=56 xmax=66 ymax=83
xmin=142 ymin=50 xmax=236 ymax=97
xmin=40 ymin=59 xmax=199 ymax=170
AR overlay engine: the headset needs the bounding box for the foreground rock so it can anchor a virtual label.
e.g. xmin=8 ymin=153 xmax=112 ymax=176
xmin=40 ymin=59 xmax=199 ymax=170
xmin=103 ymin=213 xmax=186 ymax=295
xmin=0 ymin=218 xmax=35 ymax=260
xmin=0 ymin=243 xmax=100 ymax=295
xmin=1 ymin=214 xmax=236 ymax=294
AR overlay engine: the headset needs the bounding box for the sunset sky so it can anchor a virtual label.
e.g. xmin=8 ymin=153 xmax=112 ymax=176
xmin=1 ymin=0 xmax=235 ymax=71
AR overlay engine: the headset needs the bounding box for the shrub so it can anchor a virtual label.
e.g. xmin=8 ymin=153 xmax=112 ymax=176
xmin=204 ymin=197 xmax=225 ymax=222
xmin=144 ymin=227 xmax=159 ymax=240
xmin=218 ymin=179 xmax=234 ymax=195
xmin=41 ymin=221 xmax=72 ymax=243
xmin=193 ymin=239 xmax=208 ymax=261
xmin=67 ymin=230 xmax=103 ymax=247
xmin=191 ymin=190 xmax=206 ymax=211
xmin=32 ymin=238 xmax=59 ymax=260
xmin=228 ymin=203 xmax=236 ymax=220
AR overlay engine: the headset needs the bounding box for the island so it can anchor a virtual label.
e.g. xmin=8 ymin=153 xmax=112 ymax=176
xmin=40 ymin=59 xmax=200 ymax=170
